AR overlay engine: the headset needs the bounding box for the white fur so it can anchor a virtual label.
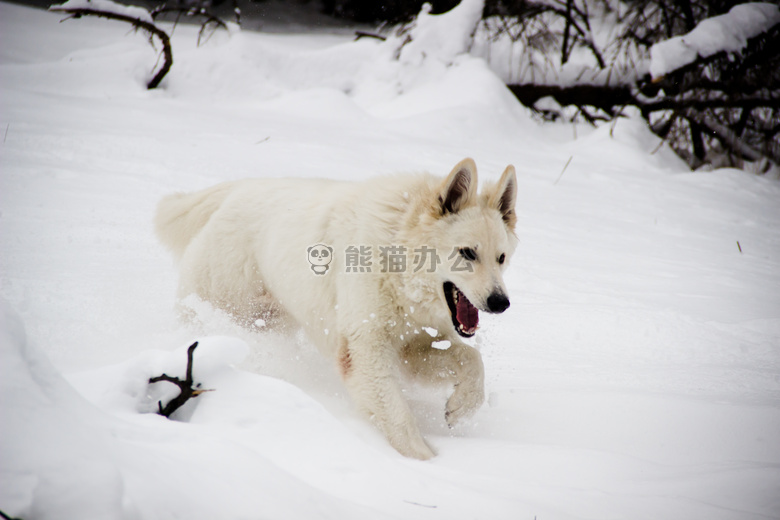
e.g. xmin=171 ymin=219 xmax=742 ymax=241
xmin=155 ymin=158 xmax=518 ymax=459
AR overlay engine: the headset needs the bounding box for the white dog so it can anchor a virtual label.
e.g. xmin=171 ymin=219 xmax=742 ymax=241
xmin=155 ymin=158 xmax=517 ymax=459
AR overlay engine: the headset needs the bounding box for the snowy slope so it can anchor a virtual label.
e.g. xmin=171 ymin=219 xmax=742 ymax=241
xmin=1 ymin=2 xmax=780 ymax=519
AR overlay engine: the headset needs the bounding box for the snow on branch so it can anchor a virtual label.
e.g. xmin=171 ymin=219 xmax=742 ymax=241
xmin=649 ymin=3 xmax=780 ymax=80
xmin=52 ymin=0 xmax=154 ymax=23
xmin=49 ymin=0 xmax=172 ymax=89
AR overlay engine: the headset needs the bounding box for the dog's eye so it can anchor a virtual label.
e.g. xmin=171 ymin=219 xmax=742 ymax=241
xmin=459 ymin=247 xmax=477 ymax=262
xmin=498 ymin=253 xmax=505 ymax=264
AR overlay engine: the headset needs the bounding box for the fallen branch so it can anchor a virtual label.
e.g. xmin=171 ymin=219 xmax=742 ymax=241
xmin=50 ymin=2 xmax=172 ymax=89
xmin=508 ymin=83 xmax=635 ymax=116
xmin=148 ymin=342 xmax=213 ymax=418
xmin=510 ymin=83 xmax=780 ymax=124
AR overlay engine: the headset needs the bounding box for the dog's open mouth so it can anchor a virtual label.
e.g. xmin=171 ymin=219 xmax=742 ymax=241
xmin=443 ymin=281 xmax=478 ymax=337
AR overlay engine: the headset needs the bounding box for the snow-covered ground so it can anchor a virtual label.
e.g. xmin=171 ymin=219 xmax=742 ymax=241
xmin=2 ymin=2 xmax=780 ymax=518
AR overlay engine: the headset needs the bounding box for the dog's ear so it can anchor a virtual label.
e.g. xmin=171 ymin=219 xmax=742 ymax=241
xmin=439 ymin=158 xmax=477 ymax=215
xmin=488 ymin=165 xmax=517 ymax=229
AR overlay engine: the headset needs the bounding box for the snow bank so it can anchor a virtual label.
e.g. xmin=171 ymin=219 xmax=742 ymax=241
xmin=649 ymin=2 xmax=780 ymax=79
xmin=0 ymin=299 xmax=394 ymax=519
xmin=345 ymin=0 xmax=530 ymax=124
xmin=393 ymin=0 xmax=484 ymax=67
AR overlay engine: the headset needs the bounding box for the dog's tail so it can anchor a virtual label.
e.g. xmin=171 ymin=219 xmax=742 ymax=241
xmin=154 ymin=182 xmax=236 ymax=260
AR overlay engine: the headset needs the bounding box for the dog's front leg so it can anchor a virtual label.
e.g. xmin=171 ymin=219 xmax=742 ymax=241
xmin=338 ymin=335 xmax=435 ymax=460
xmin=400 ymin=338 xmax=485 ymax=428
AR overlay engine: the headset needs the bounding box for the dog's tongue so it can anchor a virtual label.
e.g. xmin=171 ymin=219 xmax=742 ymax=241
xmin=456 ymin=290 xmax=479 ymax=332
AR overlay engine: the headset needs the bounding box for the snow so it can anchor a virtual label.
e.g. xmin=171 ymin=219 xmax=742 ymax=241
xmin=431 ymin=340 xmax=451 ymax=350
xmin=1 ymin=2 xmax=780 ymax=519
xmin=423 ymin=327 xmax=439 ymax=337
xmin=649 ymin=2 xmax=780 ymax=79
xmin=393 ymin=0 xmax=484 ymax=66
xmin=0 ymin=302 xmax=404 ymax=519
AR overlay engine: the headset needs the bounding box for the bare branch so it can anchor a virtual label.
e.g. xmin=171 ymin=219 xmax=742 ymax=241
xmin=148 ymin=342 xmax=214 ymax=418
xmin=150 ymin=5 xmax=230 ymax=47
xmin=684 ymin=109 xmax=767 ymax=163
xmin=50 ymin=5 xmax=172 ymax=89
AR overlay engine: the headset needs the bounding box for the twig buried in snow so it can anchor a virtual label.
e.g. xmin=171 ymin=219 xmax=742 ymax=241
xmin=650 ymin=138 xmax=665 ymax=156
xmin=609 ymin=105 xmax=625 ymax=138
xmin=148 ymin=341 xmax=214 ymax=418
xmin=554 ymin=155 xmax=573 ymax=185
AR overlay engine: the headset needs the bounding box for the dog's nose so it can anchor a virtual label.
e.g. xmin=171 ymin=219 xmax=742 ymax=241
xmin=486 ymin=292 xmax=510 ymax=314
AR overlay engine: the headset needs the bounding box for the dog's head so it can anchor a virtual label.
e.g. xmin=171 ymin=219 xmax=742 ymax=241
xmin=422 ymin=158 xmax=518 ymax=338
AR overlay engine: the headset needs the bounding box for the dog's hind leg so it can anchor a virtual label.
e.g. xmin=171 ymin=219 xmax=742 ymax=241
xmin=338 ymin=335 xmax=435 ymax=460
xmin=175 ymin=224 xmax=286 ymax=327
xmin=400 ymin=337 xmax=485 ymax=428
xmin=245 ymin=292 xmax=295 ymax=331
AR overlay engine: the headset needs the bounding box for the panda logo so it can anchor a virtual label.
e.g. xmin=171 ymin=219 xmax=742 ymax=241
xmin=307 ymin=244 xmax=333 ymax=275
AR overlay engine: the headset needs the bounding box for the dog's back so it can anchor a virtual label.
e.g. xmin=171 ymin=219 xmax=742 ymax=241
xmin=154 ymin=182 xmax=238 ymax=261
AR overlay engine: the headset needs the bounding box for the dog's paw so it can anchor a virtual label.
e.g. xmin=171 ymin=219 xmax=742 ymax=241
xmin=390 ymin=431 xmax=436 ymax=460
xmin=403 ymin=438 xmax=437 ymax=461
xmin=380 ymin=413 xmax=437 ymax=460
xmin=445 ymin=382 xmax=484 ymax=428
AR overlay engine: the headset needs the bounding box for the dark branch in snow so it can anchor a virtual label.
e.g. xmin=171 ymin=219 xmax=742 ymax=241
xmin=508 ymin=83 xmax=634 ymax=116
xmin=354 ymin=30 xmax=387 ymax=41
xmin=49 ymin=3 xmax=173 ymax=89
xmin=148 ymin=342 xmax=214 ymax=418
xmin=0 ymin=509 xmax=23 ymax=520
